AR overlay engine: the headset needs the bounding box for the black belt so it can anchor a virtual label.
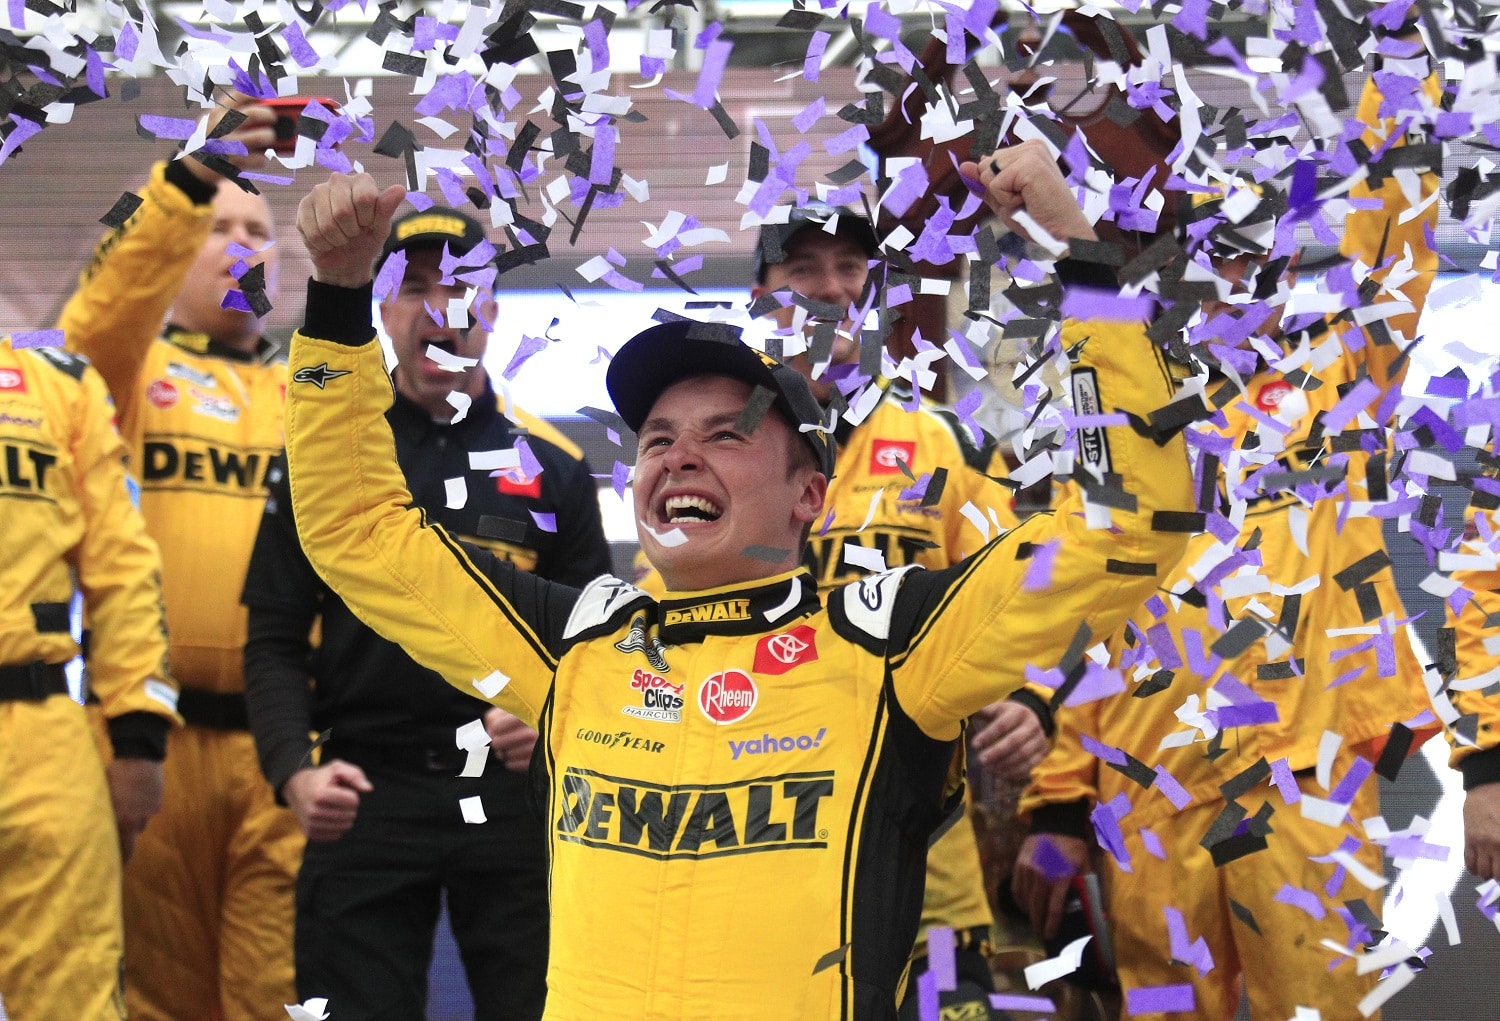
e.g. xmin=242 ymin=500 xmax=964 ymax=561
xmin=0 ymin=661 xmax=69 ymax=702
xmin=323 ymin=740 xmax=469 ymax=774
xmin=178 ymin=688 xmax=249 ymax=730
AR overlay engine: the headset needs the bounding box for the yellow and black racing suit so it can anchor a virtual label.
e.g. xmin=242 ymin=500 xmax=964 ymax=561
xmin=0 ymin=340 xmax=175 ymax=1021
xmin=282 ymin=271 xmax=1191 ymax=1020
xmin=57 ymin=159 xmax=301 ymax=1021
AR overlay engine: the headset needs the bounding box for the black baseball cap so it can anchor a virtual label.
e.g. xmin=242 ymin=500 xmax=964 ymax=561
xmin=378 ymin=206 xmax=487 ymax=268
xmin=754 ymin=203 xmax=879 ymax=283
xmin=607 ymin=320 xmax=836 ymax=479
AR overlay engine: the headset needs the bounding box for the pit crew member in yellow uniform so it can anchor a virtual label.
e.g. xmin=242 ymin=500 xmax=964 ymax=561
xmin=1014 ymin=65 xmax=1441 ymax=1021
xmin=281 ymin=145 xmax=1193 ymax=1020
xmin=0 ymin=339 xmax=175 ymax=1020
xmin=56 ymin=97 xmax=303 ymax=1021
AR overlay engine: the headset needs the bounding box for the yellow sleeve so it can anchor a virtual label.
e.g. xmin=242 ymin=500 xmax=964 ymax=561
xmin=285 ymin=319 xmax=560 ymax=727
xmin=57 ymin=161 xmax=213 ymax=418
xmin=1338 ymin=73 xmax=1441 ymax=391
xmin=889 ymin=317 xmax=1194 ymax=739
xmin=1448 ymin=508 xmax=1500 ymax=770
xmin=68 ymin=364 xmax=177 ymax=724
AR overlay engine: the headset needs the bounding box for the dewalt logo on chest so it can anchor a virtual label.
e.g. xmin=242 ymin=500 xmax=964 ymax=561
xmin=141 ymin=439 xmax=275 ymax=495
xmin=555 ymin=766 xmax=834 ymax=860
xmin=662 ymin=598 xmax=751 ymax=626
xmin=0 ymin=442 xmax=57 ymax=495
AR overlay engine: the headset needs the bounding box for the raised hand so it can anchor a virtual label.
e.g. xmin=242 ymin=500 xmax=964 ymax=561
xmin=296 ymin=172 xmax=407 ymax=289
xmin=959 ymin=139 xmax=1097 ymax=250
xmin=183 ymin=92 xmax=279 ymax=184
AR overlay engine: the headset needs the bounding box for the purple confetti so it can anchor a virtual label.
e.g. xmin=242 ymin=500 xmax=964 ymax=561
xmin=373 ymin=250 xmax=408 ymax=303
xmin=502 ymin=335 xmax=550 ymax=381
xmin=1126 ymin=984 xmax=1195 ymax=1014
xmin=1022 ymin=538 xmax=1060 ymax=592
xmin=515 ymin=438 xmax=544 ymax=480
xmin=691 ymin=38 xmax=733 ymax=109
xmin=1064 ymin=661 xmax=1126 ymax=707
xmin=530 ymin=511 xmax=558 ymax=533
xmin=1328 ymin=757 xmax=1373 ymax=805
xmin=590 ymin=123 xmax=616 ymax=186
xmin=1165 ymin=908 xmax=1215 ymax=976
xmin=611 ymin=460 xmax=630 ymax=499
xmin=882 ymin=162 xmax=929 ymax=219
xmin=1269 ymin=758 xmax=1301 ymax=805
xmin=10 ymin=330 xmax=63 ymax=349
xmin=1153 ymin=765 xmax=1192 ymax=810
xmin=1061 ymin=288 xmax=1155 ymax=322
xmin=583 ymin=18 xmax=609 ymax=70
xmin=1140 ymin=828 xmax=1168 ymax=860
xmin=928 ymin=926 xmax=957 ymax=991
xmin=1274 ymin=884 xmax=1326 ymax=920
xmin=1032 ymin=836 xmax=1079 ymax=885
xmin=792 ymin=96 xmax=825 ymax=134
xmin=916 ymin=969 xmax=939 ymax=1021
xmin=1082 ymin=735 xmax=1128 ymax=768
xmin=803 ymin=31 xmax=829 ymax=81
xmin=282 ymin=20 xmax=320 ymax=67
xmin=220 ymin=290 xmax=253 ymax=312
xmin=1322 ymin=377 xmax=1381 ymax=434
xmin=990 ymin=993 xmax=1055 ymax=1013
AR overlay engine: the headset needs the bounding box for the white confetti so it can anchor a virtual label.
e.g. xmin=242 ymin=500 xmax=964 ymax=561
xmin=705 ymin=163 xmax=728 ymax=186
xmin=1024 ymin=935 xmax=1091 ymax=989
xmin=284 ymin=998 xmax=330 ymax=1021
xmin=444 ymin=477 xmax=467 ymax=510
xmin=459 ymin=795 xmax=487 ymax=824
xmin=472 ymin=671 xmax=510 ymax=699
xmin=455 ymin=719 xmax=491 ymax=778
xmin=640 ymin=522 xmax=688 ymax=547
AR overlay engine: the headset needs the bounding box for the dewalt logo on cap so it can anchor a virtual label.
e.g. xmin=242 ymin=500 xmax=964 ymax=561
xmin=396 ymin=214 xmax=469 ymax=242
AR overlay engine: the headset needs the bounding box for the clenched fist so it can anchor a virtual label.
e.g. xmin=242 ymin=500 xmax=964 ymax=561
xmin=959 ymin=139 xmax=1097 ymax=251
xmin=296 ymin=172 xmax=407 ymax=289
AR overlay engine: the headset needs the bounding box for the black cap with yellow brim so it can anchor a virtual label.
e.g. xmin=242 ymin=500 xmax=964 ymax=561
xmin=607 ymin=319 xmax=836 ymax=479
xmin=379 ymin=206 xmax=488 ymax=269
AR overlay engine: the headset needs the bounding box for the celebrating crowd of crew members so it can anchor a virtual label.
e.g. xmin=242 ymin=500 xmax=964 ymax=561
xmin=15 ymin=46 xmax=1500 ymax=1021
xmin=55 ymin=97 xmax=305 ymax=1020
xmin=241 ymin=205 xmax=612 ymax=1019
xmin=0 ymin=337 xmax=175 ymax=1019
xmin=636 ymin=203 xmax=1054 ymax=1017
xmin=1013 ymin=62 xmax=1444 ymax=1019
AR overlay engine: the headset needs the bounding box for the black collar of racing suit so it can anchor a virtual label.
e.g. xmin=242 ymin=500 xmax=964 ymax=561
xmin=387 ymin=376 xmax=501 ymax=433
xmin=163 ymin=323 xmax=282 ymax=365
xmin=655 ymin=568 xmax=820 ymax=646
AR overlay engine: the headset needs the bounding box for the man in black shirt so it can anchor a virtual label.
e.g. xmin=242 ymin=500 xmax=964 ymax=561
xmin=242 ymin=207 xmax=612 ymax=1020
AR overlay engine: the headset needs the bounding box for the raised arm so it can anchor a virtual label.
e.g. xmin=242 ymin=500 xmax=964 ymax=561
xmin=889 ymin=142 xmax=1194 ymax=738
xmin=57 ymin=99 xmax=276 ymax=413
xmin=284 ymin=174 xmax=578 ymax=726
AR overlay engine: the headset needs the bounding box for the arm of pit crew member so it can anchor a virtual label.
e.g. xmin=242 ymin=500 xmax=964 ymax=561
xmin=283 ymin=761 xmax=374 ymax=842
xmin=1337 ymin=55 xmax=1440 ymax=393
xmin=971 ymin=695 xmax=1051 ymax=781
xmin=484 ymin=706 xmax=539 ymax=773
xmin=886 ymin=308 xmax=1193 ymax=738
xmin=69 ymin=363 xmax=178 ymax=747
xmin=286 ymin=172 xmax=581 ymax=729
xmin=1012 ymin=698 xmax=1100 ymax=938
xmin=65 ymin=363 xmax=178 ymax=858
xmin=1445 ymin=508 xmax=1500 ymax=878
xmin=57 ymin=99 xmax=277 ymax=414
xmin=241 ymin=458 xmax=325 ymax=800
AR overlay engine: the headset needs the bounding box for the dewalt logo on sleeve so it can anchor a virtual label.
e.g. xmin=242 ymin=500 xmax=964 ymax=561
xmin=554 ymin=767 xmax=834 ymax=860
xmin=1 ymin=442 xmax=58 ymax=498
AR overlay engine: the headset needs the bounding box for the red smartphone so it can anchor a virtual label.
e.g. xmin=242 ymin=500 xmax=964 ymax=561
xmin=260 ymin=96 xmax=342 ymax=154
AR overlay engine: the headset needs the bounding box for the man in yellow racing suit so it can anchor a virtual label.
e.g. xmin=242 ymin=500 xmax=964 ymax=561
xmin=280 ymin=144 xmax=1194 ymax=1020
xmin=637 ymin=207 xmax=1049 ymax=1013
xmin=0 ymin=339 xmax=175 ymax=1020
xmin=56 ymin=98 xmax=302 ymax=1020
xmin=1014 ymin=66 xmax=1441 ymax=1020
